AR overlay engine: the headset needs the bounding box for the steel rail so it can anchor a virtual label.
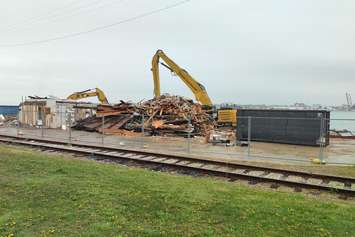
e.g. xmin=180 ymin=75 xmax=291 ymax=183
xmin=0 ymin=134 xmax=354 ymax=196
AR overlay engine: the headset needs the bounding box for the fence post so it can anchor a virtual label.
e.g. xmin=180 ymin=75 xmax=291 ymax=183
xmin=187 ymin=115 xmax=191 ymax=153
xmin=101 ymin=115 xmax=105 ymax=145
xmin=141 ymin=114 xmax=145 ymax=135
xmin=60 ymin=106 xmax=63 ymax=129
xmin=319 ymin=115 xmax=325 ymax=164
xmin=68 ymin=112 xmax=72 ymax=145
xmin=247 ymin=116 xmax=252 ymax=157
xmin=141 ymin=113 xmax=145 ymax=148
xmin=17 ymin=96 xmax=23 ymax=136
xmin=16 ymin=111 xmax=20 ymax=137
xmin=41 ymin=107 xmax=44 ymax=138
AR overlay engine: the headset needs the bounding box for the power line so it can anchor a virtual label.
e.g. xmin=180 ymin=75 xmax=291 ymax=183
xmin=4 ymin=0 xmax=126 ymax=34
xmin=0 ymin=0 xmax=89 ymax=31
xmin=37 ymin=0 xmax=126 ymax=25
xmin=0 ymin=0 xmax=191 ymax=47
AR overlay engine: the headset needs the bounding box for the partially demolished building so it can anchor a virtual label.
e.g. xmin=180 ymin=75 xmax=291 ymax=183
xmin=19 ymin=97 xmax=96 ymax=129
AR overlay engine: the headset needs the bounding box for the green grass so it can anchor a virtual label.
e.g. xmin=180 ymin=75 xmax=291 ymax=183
xmin=0 ymin=145 xmax=354 ymax=237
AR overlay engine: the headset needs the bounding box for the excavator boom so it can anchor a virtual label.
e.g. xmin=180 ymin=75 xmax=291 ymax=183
xmin=67 ymin=88 xmax=109 ymax=104
xmin=151 ymin=49 xmax=213 ymax=106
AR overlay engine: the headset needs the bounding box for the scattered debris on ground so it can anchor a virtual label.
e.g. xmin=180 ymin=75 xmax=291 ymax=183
xmin=330 ymin=129 xmax=355 ymax=139
xmin=73 ymin=95 xmax=216 ymax=137
xmin=0 ymin=115 xmax=17 ymax=127
xmin=208 ymin=129 xmax=236 ymax=146
xmin=0 ymin=114 xmax=4 ymax=126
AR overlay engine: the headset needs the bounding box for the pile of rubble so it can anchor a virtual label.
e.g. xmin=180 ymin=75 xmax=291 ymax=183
xmin=73 ymin=95 xmax=216 ymax=137
xmin=0 ymin=114 xmax=17 ymax=127
xmin=0 ymin=114 xmax=4 ymax=126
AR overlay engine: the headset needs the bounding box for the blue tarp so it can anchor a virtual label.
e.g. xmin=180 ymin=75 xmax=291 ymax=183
xmin=0 ymin=106 xmax=19 ymax=116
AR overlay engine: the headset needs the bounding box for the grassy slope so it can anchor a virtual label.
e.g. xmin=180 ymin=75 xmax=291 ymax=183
xmin=0 ymin=145 xmax=354 ymax=237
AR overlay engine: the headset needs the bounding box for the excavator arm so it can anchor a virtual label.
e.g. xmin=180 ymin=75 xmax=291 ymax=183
xmin=151 ymin=49 xmax=213 ymax=106
xmin=67 ymin=88 xmax=109 ymax=104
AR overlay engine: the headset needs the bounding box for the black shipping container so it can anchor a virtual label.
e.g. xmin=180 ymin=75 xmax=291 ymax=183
xmin=236 ymin=109 xmax=330 ymax=146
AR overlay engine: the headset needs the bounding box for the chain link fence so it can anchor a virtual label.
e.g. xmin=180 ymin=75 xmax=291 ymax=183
xmin=0 ymin=108 xmax=354 ymax=166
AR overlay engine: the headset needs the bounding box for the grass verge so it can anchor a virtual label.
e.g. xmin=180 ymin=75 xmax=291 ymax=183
xmin=0 ymin=145 xmax=354 ymax=237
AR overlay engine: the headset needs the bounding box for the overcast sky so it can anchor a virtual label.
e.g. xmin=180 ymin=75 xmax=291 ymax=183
xmin=0 ymin=0 xmax=354 ymax=105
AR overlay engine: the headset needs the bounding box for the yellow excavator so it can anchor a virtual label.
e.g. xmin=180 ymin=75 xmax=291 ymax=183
xmin=67 ymin=88 xmax=109 ymax=104
xmin=151 ymin=49 xmax=213 ymax=107
xmin=151 ymin=49 xmax=237 ymax=126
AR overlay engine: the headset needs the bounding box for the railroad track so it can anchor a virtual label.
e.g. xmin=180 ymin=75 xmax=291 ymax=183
xmin=0 ymin=134 xmax=354 ymax=196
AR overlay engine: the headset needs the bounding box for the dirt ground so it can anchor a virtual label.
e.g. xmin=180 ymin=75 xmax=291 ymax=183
xmin=0 ymin=127 xmax=354 ymax=177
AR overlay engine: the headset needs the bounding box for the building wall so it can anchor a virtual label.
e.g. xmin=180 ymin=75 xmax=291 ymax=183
xmin=0 ymin=106 xmax=19 ymax=116
xmin=19 ymin=99 xmax=96 ymax=129
xmin=19 ymin=102 xmax=45 ymax=127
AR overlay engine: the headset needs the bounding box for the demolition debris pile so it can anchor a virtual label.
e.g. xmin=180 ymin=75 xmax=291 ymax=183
xmin=0 ymin=114 xmax=17 ymax=127
xmin=73 ymin=95 xmax=215 ymax=137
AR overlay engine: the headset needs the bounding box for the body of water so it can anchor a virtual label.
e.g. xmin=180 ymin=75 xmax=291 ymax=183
xmin=330 ymin=111 xmax=355 ymax=132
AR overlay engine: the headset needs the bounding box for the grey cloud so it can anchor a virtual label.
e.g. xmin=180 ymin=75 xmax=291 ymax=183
xmin=0 ymin=0 xmax=354 ymax=105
